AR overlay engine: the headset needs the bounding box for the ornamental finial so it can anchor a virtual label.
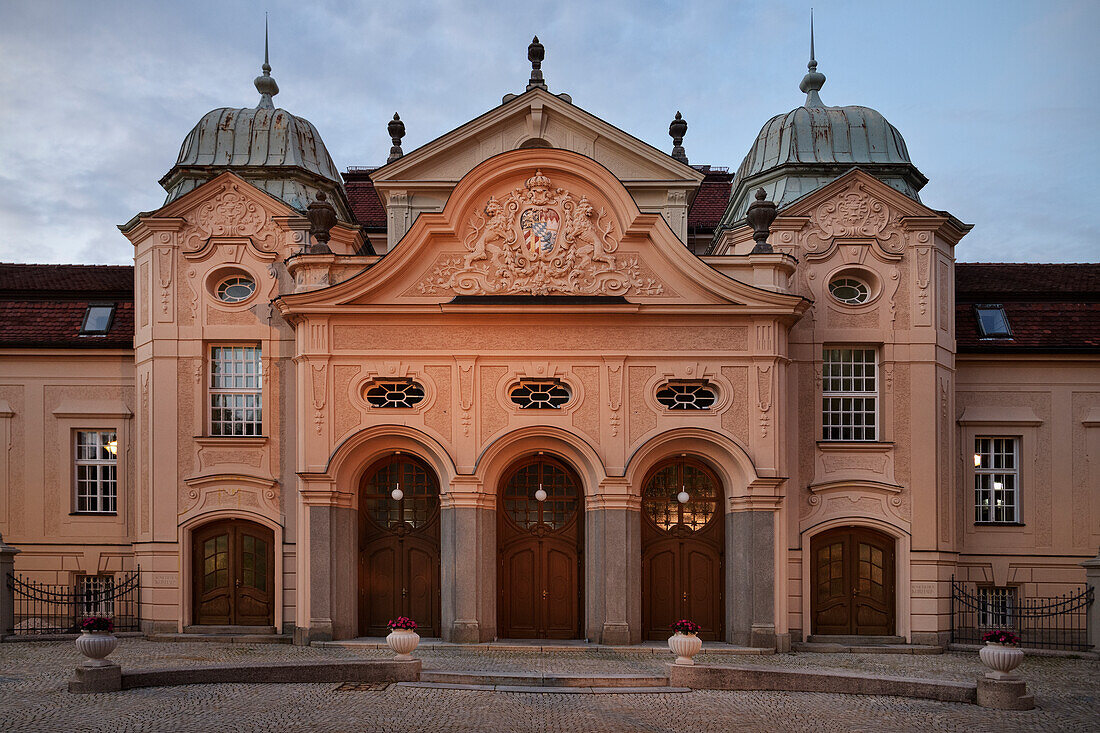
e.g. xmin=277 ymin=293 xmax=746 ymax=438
xmin=527 ymin=36 xmax=547 ymax=91
xmin=254 ymin=14 xmax=279 ymax=109
xmin=747 ymin=188 xmax=778 ymax=254
xmin=669 ymin=111 xmax=688 ymax=164
xmin=387 ymin=113 xmax=406 ymax=163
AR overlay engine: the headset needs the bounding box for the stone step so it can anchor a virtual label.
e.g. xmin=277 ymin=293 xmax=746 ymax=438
xmin=183 ymin=625 xmax=277 ymax=635
xmin=420 ymin=670 xmax=670 ymax=688
xmin=793 ymin=642 xmax=942 ymax=655
xmin=146 ymin=633 xmax=291 ymax=644
xmin=399 ymin=681 xmax=689 ymax=694
xmin=806 ymin=635 xmax=906 ymax=645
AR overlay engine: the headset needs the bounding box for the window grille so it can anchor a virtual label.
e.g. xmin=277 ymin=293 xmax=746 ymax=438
xmin=216 ymin=276 xmax=256 ymax=303
xmin=821 ymin=348 xmax=877 ymax=441
xmin=977 ymin=586 xmax=1016 ymax=628
xmin=655 ymin=381 xmax=717 ymax=410
xmin=74 ymin=430 xmax=117 ymax=513
xmin=77 ymin=575 xmax=116 ymax=617
xmin=828 ymin=277 xmax=870 ymax=305
xmin=974 ymin=437 xmax=1018 ymax=523
xmin=364 ymin=379 xmax=425 ymax=408
xmin=210 ymin=346 xmax=262 ymax=436
xmin=509 ymin=379 xmax=571 ymax=409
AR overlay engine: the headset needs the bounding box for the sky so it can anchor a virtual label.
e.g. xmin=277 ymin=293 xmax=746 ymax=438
xmin=0 ymin=0 xmax=1097 ymax=265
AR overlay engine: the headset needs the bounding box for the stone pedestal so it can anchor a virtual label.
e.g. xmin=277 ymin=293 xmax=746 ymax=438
xmin=441 ymin=502 xmax=495 ymax=643
xmin=726 ymin=510 xmax=776 ymax=648
xmin=68 ymin=664 xmax=122 ymax=694
xmin=0 ymin=533 xmax=20 ymax=637
xmin=585 ymin=503 xmax=641 ymax=644
xmin=1080 ymin=549 xmax=1100 ymax=652
xmin=976 ymin=677 xmax=1035 ymax=710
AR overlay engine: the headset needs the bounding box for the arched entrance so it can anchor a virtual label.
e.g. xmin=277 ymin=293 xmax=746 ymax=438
xmin=191 ymin=518 xmax=275 ymax=627
xmin=497 ymin=457 xmax=583 ymax=639
xmin=358 ymin=455 xmax=441 ymax=637
xmin=641 ymin=457 xmax=724 ymax=641
xmin=811 ymin=526 xmax=896 ymax=636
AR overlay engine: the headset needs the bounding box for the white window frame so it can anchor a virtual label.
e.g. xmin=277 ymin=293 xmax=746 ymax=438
xmin=209 ymin=345 xmax=263 ymax=436
xmin=821 ymin=347 xmax=878 ymax=442
xmin=73 ymin=430 xmax=118 ymax=514
xmin=973 ymin=436 xmax=1019 ymax=524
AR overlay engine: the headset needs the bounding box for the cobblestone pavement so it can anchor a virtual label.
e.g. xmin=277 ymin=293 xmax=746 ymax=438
xmin=0 ymin=640 xmax=1096 ymax=732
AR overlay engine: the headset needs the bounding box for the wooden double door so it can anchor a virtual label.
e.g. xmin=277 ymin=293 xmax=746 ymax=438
xmin=192 ymin=519 xmax=275 ymax=627
xmin=642 ymin=458 xmax=724 ymax=641
xmin=359 ymin=456 xmax=441 ymax=637
xmin=498 ymin=458 xmax=583 ymax=639
xmin=811 ymin=527 xmax=896 ymax=636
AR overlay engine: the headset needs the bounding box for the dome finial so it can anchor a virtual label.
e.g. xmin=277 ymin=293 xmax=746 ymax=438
xmin=669 ymin=111 xmax=688 ymax=164
xmin=254 ymin=14 xmax=279 ymax=110
xmin=799 ymin=9 xmax=826 ymax=107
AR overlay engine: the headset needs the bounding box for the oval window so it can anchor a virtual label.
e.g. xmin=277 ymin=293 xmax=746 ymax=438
xmin=216 ymin=276 xmax=256 ymax=303
xmin=509 ymin=379 xmax=571 ymax=409
xmin=656 ymin=381 xmax=717 ymax=410
xmin=363 ymin=379 xmax=426 ymax=408
xmin=829 ymin=277 xmax=870 ymax=305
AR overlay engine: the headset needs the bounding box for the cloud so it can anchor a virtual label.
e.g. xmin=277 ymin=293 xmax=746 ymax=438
xmin=1 ymin=0 xmax=1097 ymax=264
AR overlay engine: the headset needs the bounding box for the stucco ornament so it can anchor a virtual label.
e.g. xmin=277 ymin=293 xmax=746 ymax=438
xmin=804 ymin=183 xmax=904 ymax=255
xmin=418 ymin=171 xmax=664 ymax=296
xmin=183 ymin=183 xmax=276 ymax=253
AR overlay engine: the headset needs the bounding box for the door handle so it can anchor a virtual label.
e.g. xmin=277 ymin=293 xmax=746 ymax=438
xmin=235 ymin=578 xmax=241 ymax=589
xmin=402 ymin=587 xmax=408 ymax=598
xmin=682 ymin=591 xmax=688 ymax=602
xmin=542 ymin=589 xmax=549 ymax=600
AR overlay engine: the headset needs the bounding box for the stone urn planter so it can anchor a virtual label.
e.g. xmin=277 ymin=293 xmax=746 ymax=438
xmin=75 ymin=630 xmax=119 ymax=667
xmin=668 ymin=632 xmax=703 ymax=665
xmin=386 ymin=617 xmax=420 ymax=661
xmin=979 ymin=642 xmax=1024 ymax=680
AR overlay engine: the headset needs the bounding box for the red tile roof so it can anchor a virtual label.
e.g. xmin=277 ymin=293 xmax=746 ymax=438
xmin=0 ymin=299 xmax=134 ymax=348
xmin=687 ymin=166 xmax=733 ymax=231
xmin=0 ymin=263 xmax=133 ymax=293
xmin=955 ymin=263 xmax=1100 ymax=353
xmin=343 ymin=169 xmax=386 ymax=230
xmin=0 ymin=263 xmax=134 ymax=349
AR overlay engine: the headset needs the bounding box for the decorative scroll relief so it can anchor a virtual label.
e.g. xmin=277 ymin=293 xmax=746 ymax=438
xmin=183 ymin=183 xmax=276 ymax=254
xmin=804 ymin=183 xmax=904 ymax=257
xmin=416 ymin=170 xmax=665 ymax=297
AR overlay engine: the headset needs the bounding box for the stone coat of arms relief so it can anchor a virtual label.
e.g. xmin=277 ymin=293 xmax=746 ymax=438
xmin=417 ymin=170 xmax=665 ymax=296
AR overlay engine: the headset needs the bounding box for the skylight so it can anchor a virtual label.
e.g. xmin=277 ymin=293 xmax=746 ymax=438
xmin=80 ymin=304 xmax=116 ymax=335
xmin=974 ymin=305 xmax=1012 ymax=339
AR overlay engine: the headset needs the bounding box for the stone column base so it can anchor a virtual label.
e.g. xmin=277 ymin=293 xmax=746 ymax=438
xmin=750 ymin=624 xmax=776 ymax=649
xmin=600 ymin=623 xmax=631 ymax=645
xmin=69 ymin=663 xmax=122 ymax=694
xmin=976 ymin=678 xmax=1035 ymax=710
xmin=449 ymin=621 xmax=482 ymax=644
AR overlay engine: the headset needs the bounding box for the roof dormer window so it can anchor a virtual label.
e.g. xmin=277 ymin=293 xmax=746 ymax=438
xmin=80 ymin=304 xmax=116 ymax=335
xmin=975 ymin=305 xmax=1012 ymax=339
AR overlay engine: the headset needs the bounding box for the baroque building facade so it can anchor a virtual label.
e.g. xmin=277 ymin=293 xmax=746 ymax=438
xmin=1 ymin=38 xmax=1097 ymax=648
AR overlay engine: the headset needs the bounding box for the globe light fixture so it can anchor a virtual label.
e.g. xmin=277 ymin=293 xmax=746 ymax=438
xmin=391 ymin=483 xmax=404 ymax=501
xmin=535 ymin=483 xmax=547 ymax=502
xmin=677 ymin=490 xmax=690 ymax=504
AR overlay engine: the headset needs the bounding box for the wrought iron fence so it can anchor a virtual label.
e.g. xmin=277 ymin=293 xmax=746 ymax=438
xmin=6 ymin=569 xmax=140 ymax=636
xmin=951 ymin=576 xmax=1093 ymax=651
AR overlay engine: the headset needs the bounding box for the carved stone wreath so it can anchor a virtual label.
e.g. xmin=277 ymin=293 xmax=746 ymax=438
xmin=417 ymin=170 xmax=664 ymax=296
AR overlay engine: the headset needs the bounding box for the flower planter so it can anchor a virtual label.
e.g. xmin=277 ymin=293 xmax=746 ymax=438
xmin=386 ymin=629 xmax=420 ymax=660
xmin=979 ymin=642 xmax=1024 ymax=680
xmin=668 ymin=632 xmax=702 ymax=665
xmin=75 ymin=630 xmax=119 ymax=667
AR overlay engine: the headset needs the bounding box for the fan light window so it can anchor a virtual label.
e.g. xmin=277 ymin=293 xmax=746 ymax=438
xmin=656 ymin=382 xmax=717 ymax=410
xmin=829 ymin=277 xmax=870 ymax=305
xmin=216 ymin=276 xmax=256 ymax=303
xmin=509 ymin=379 xmax=571 ymax=409
xmin=364 ymin=380 xmax=425 ymax=408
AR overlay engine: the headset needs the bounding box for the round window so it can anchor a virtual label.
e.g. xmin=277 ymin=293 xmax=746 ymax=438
xmin=216 ymin=276 xmax=256 ymax=303
xmin=829 ymin=277 xmax=870 ymax=305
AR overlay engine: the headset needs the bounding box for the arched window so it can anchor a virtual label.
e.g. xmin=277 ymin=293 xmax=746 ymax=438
xmin=359 ymin=455 xmax=438 ymax=530
xmin=642 ymin=458 xmax=721 ymax=533
xmin=501 ymin=458 xmax=579 ymax=530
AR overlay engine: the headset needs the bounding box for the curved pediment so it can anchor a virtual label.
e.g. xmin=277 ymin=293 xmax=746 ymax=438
xmin=277 ymin=149 xmax=806 ymax=313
